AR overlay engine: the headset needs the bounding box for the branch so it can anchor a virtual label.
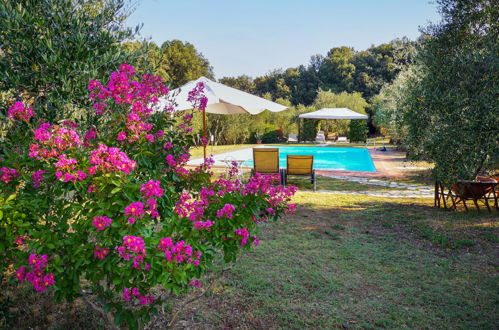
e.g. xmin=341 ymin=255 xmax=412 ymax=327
xmin=81 ymin=293 xmax=120 ymax=330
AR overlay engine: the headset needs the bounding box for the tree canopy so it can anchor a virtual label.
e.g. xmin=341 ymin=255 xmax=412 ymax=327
xmin=124 ymin=40 xmax=214 ymax=88
xmin=0 ymin=0 xmax=140 ymax=123
xmin=374 ymin=0 xmax=498 ymax=183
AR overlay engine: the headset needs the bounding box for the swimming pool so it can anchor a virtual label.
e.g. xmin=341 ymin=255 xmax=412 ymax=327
xmin=244 ymin=146 xmax=376 ymax=172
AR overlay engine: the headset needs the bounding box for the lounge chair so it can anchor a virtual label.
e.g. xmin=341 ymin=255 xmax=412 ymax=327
xmin=337 ymin=136 xmax=348 ymax=143
xmin=283 ymin=155 xmax=316 ymax=192
xmin=315 ymin=132 xmax=326 ymax=143
xmin=251 ymin=148 xmax=283 ymax=183
xmin=288 ymin=134 xmax=298 ymax=143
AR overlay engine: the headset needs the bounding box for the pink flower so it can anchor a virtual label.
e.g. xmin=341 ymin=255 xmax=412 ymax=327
xmin=164 ymin=142 xmax=173 ymax=150
xmin=235 ymin=228 xmax=250 ymax=247
xmin=15 ymin=266 xmax=25 ymax=282
xmin=83 ymin=129 xmax=97 ymax=146
xmin=92 ymin=216 xmax=112 ymax=231
xmin=1 ymin=167 xmax=19 ymax=183
xmin=193 ymin=220 xmax=214 ymax=231
xmin=94 ymin=246 xmax=110 ymax=260
xmin=124 ymin=202 xmax=145 ymax=223
xmin=87 ymin=184 xmax=97 ymax=193
xmin=7 ymin=101 xmax=35 ymax=122
xmin=123 ymin=288 xmax=131 ymax=301
xmin=88 ymin=144 xmax=136 ymax=175
xmin=140 ymin=180 xmax=163 ymax=199
xmin=31 ymin=170 xmax=45 ymax=188
xmin=157 ymin=238 xmax=201 ymax=266
xmin=216 ymin=204 xmax=236 ymax=219
xmin=165 ymin=154 xmax=176 ymax=167
xmin=117 ymin=131 xmax=127 ymax=141
xmin=189 ymin=279 xmax=202 ymax=288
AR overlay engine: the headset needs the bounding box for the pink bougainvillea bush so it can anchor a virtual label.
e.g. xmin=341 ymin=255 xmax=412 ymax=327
xmin=0 ymin=64 xmax=297 ymax=328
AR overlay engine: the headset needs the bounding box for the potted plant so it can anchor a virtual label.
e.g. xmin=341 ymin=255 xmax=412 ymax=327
xmin=255 ymin=131 xmax=263 ymax=144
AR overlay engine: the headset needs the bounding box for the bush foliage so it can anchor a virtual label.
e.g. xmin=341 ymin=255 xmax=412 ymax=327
xmin=0 ymin=65 xmax=297 ymax=328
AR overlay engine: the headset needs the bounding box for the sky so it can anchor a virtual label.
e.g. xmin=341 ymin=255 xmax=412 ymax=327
xmin=126 ymin=0 xmax=441 ymax=79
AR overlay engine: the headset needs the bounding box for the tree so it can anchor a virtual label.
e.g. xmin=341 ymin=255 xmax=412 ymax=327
xmin=159 ymin=40 xmax=214 ymax=87
xmin=403 ymin=0 xmax=498 ymax=183
xmin=372 ymin=67 xmax=418 ymax=143
xmin=219 ymin=75 xmax=255 ymax=93
xmin=318 ymin=47 xmax=356 ymax=93
xmin=0 ymin=0 xmax=140 ymax=123
xmin=123 ymin=41 xmax=169 ymax=82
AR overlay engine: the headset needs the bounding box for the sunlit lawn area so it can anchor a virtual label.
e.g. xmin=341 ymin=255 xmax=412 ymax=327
xmin=7 ymin=192 xmax=497 ymax=329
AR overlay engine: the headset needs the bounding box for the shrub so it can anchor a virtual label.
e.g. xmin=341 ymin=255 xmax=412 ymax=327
xmin=0 ymin=64 xmax=297 ymax=328
xmin=348 ymin=120 xmax=367 ymax=142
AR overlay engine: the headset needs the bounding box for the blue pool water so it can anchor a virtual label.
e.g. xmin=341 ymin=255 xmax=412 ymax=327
xmin=244 ymin=146 xmax=376 ymax=172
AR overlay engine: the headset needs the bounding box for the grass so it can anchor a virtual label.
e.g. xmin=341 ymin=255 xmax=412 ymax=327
xmin=174 ymin=193 xmax=498 ymax=329
xmin=3 ymin=192 xmax=497 ymax=329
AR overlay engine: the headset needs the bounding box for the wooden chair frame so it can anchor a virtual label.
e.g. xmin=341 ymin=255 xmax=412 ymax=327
xmin=434 ymin=180 xmax=498 ymax=212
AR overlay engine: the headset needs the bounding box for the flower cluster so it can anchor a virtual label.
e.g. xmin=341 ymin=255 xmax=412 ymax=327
xmin=54 ymin=154 xmax=86 ymax=182
xmin=193 ymin=220 xmax=214 ymax=231
xmin=235 ymin=228 xmax=250 ymax=246
xmin=174 ymin=193 xmax=206 ymax=221
xmin=15 ymin=254 xmax=55 ymax=292
xmin=94 ymin=246 xmax=110 ymax=260
xmin=31 ymin=170 xmax=45 ymax=188
xmin=7 ymin=101 xmax=35 ymax=122
xmin=124 ymin=201 xmax=144 ymax=224
xmin=83 ymin=129 xmax=97 ymax=147
xmin=216 ymin=204 xmax=236 ymax=219
xmin=187 ymin=82 xmax=208 ymax=111
xmin=88 ymin=144 xmax=136 ymax=175
xmin=157 ymin=238 xmax=201 ymax=266
xmin=116 ymin=236 xmax=149 ymax=270
xmin=89 ymin=63 xmax=168 ymax=144
xmin=140 ymin=180 xmax=163 ymax=199
xmin=92 ymin=216 xmax=112 ymax=231
xmin=1 ymin=167 xmax=18 ymax=183
xmin=189 ymin=279 xmax=202 ymax=288
xmin=123 ymin=287 xmax=155 ymax=305
xmin=29 ymin=124 xmax=82 ymax=160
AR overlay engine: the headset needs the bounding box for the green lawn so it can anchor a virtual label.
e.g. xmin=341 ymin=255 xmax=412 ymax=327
xmin=169 ymin=193 xmax=498 ymax=329
xmin=4 ymin=192 xmax=497 ymax=329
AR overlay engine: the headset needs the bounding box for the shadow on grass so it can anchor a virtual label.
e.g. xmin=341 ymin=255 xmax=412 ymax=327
xmin=172 ymin=198 xmax=498 ymax=329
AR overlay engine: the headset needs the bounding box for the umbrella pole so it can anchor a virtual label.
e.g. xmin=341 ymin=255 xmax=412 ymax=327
xmin=202 ymin=107 xmax=207 ymax=161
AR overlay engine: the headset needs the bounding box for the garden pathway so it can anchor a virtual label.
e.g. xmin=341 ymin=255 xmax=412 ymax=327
xmin=320 ymin=175 xmax=434 ymax=198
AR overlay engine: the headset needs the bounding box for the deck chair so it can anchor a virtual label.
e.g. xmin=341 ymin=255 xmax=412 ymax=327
xmin=288 ymin=134 xmax=298 ymax=143
xmin=251 ymin=148 xmax=283 ymax=183
xmin=315 ymin=132 xmax=326 ymax=143
xmin=283 ymin=155 xmax=316 ymax=192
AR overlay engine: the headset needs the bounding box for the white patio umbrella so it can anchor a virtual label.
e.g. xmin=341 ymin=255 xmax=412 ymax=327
xmin=156 ymin=76 xmax=288 ymax=159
